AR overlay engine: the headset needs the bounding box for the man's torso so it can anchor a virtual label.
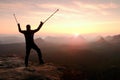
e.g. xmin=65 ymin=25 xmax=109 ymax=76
xmin=23 ymin=30 xmax=35 ymax=45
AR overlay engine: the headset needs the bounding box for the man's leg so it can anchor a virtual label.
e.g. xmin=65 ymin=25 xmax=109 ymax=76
xmin=32 ymin=44 xmax=44 ymax=64
xmin=25 ymin=47 xmax=31 ymax=67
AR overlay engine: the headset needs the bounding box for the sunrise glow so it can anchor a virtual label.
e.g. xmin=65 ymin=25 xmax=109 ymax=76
xmin=74 ymin=33 xmax=80 ymax=38
xmin=0 ymin=0 xmax=120 ymax=36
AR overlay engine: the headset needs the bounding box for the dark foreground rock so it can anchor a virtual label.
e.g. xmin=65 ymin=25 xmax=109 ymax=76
xmin=0 ymin=56 xmax=24 ymax=68
xmin=0 ymin=56 xmax=64 ymax=80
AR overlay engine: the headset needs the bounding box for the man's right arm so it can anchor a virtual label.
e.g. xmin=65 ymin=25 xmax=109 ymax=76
xmin=17 ymin=23 xmax=24 ymax=33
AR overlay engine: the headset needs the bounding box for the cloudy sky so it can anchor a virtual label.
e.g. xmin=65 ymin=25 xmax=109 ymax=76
xmin=0 ymin=0 xmax=120 ymax=36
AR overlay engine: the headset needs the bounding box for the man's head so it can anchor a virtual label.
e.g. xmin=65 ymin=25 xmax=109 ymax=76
xmin=26 ymin=24 xmax=31 ymax=30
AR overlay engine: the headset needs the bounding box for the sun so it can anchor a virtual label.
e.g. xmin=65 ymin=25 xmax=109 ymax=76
xmin=74 ymin=33 xmax=80 ymax=38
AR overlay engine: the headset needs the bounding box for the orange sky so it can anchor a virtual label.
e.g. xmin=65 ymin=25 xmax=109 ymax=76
xmin=0 ymin=0 xmax=120 ymax=36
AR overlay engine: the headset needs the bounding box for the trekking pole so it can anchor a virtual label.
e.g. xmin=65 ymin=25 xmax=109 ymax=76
xmin=43 ymin=9 xmax=59 ymax=23
xmin=13 ymin=13 xmax=19 ymax=24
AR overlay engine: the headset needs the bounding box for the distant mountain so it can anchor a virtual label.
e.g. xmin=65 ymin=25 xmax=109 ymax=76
xmin=113 ymin=34 xmax=120 ymax=40
xmin=35 ymin=37 xmax=45 ymax=45
xmin=70 ymin=35 xmax=86 ymax=45
xmin=89 ymin=36 xmax=113 ymax=54
xmin=0 ymin=36 xmax=24 ymax=44
xmin=89 ymin=35 xmax=120 ymax=56
xmin=106 ymin=34 xmax=120 ymax=44
xmin=105 ymin=36 xmax=113 ymax=41
xmin=44 ymin=36 xmax=67 ymax=44
xmin=91 ymin=36 xmax=110 ymax=46
xmin=91 ymin=34 xmax=120 ymax=45
xmin=96 ymin=36 xmax=108 ymax=44
xmin=0 ymin=35 xmax=45 ymax=44
xmin=44 ymin=36 xmax=86 ymax=45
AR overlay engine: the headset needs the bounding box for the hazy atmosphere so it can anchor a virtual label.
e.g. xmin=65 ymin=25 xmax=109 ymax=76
xmin=0 ymin=0 xmax=120 ymax=80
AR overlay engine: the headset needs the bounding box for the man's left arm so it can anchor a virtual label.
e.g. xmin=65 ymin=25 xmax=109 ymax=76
xmin=34 ymin=21 xmax=44 ymax=32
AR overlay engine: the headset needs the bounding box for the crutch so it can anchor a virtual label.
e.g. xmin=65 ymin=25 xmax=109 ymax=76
xmin=43 ymin=9 xmax=59 ymax=23
xmin=13 ymin=13 xmax=19 ymax=24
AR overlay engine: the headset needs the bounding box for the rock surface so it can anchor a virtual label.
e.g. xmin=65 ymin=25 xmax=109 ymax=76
xmin=0 ymin=56 xmax=64 ymax=80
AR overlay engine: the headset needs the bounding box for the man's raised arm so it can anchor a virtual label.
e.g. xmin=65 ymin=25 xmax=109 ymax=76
xmin=17 ymin=23 xmax=24 ymax=33
xmin=34 ymin=21 xmax=44 ymax=32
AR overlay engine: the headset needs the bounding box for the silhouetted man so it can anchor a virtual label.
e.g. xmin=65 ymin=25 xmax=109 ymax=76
xmin=18 ymin=22 xmax=44 ymax=67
